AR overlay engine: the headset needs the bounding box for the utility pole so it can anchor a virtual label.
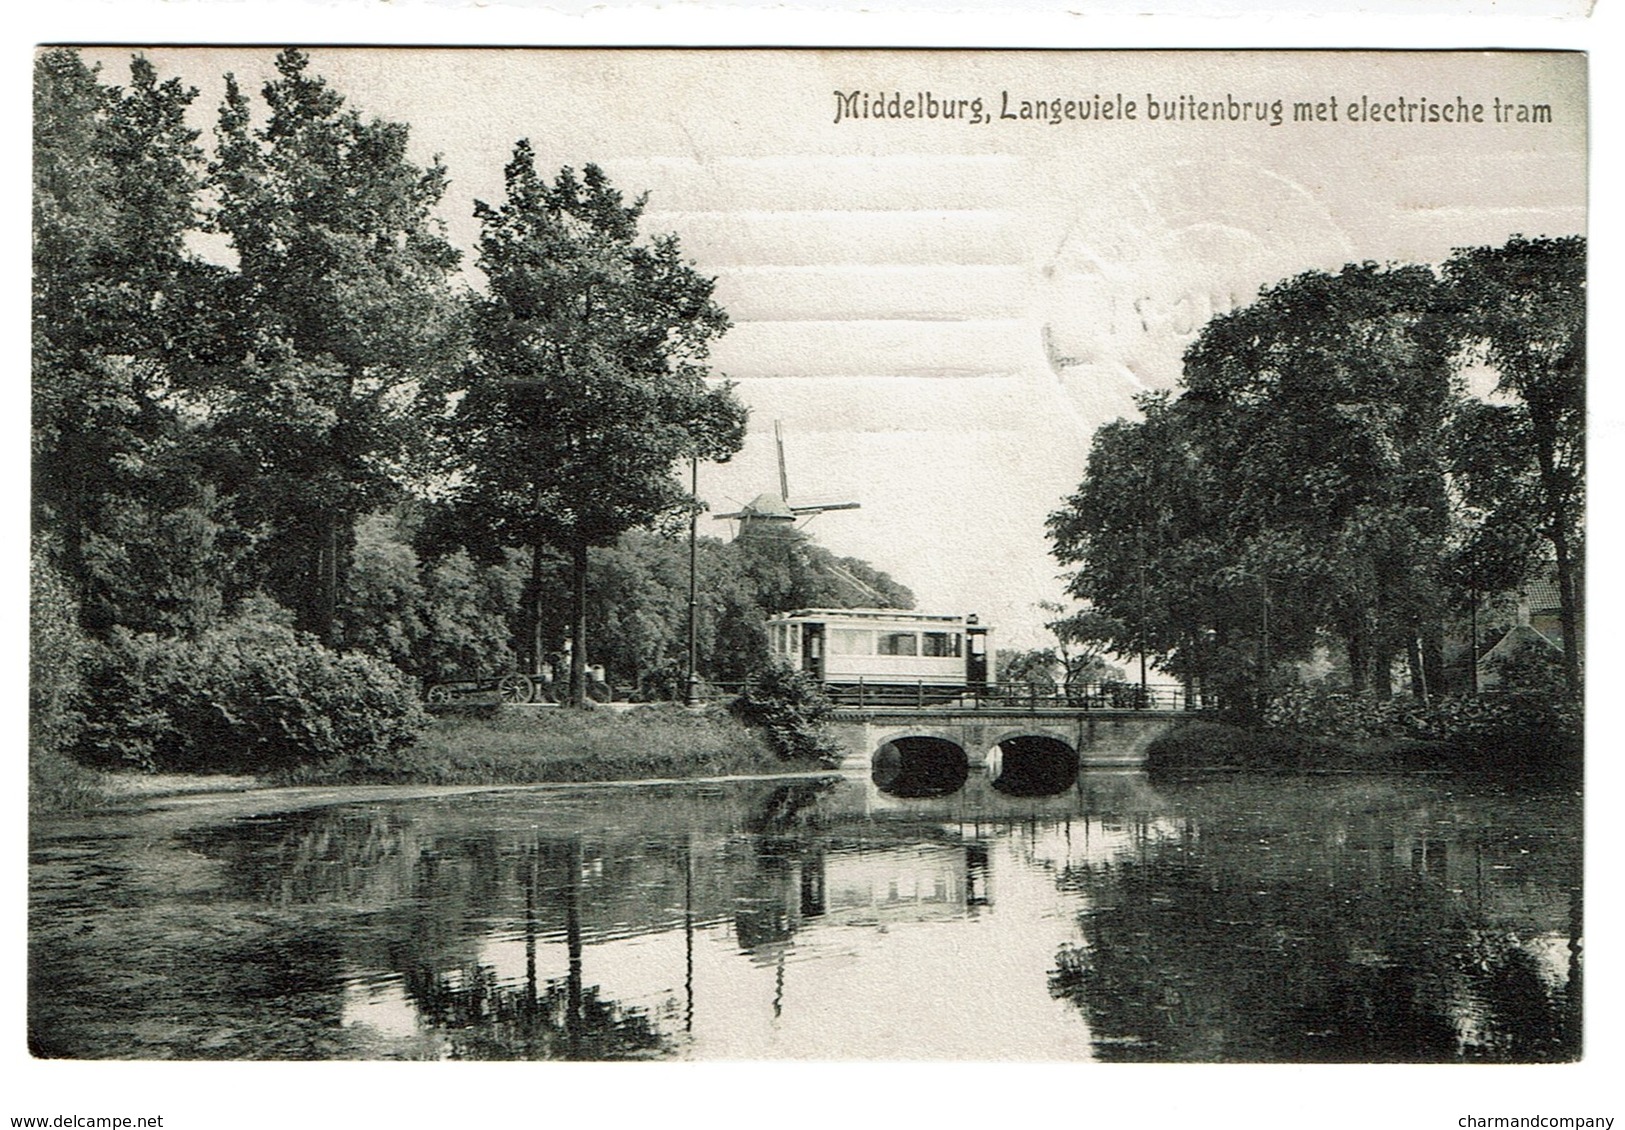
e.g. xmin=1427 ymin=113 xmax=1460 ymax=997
xmin=1469 ymin=589 xmax=1480 ymax=695
xmin=686 ymin=453 xmax=700 ymax=707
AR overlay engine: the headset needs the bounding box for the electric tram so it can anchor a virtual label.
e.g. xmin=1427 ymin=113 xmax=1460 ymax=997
xmin=765 ymin=608 xmax=992 ymax=701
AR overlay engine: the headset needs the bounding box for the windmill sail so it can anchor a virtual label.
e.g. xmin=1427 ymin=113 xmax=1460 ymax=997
xmin=714 ymin=420 xmax=860 ymax=538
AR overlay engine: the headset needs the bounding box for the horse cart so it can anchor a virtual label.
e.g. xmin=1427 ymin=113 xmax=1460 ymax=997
xmin=422 ymin=672 xmax=553 ymax=705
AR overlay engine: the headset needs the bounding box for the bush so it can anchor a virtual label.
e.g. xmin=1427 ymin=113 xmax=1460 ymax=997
xmin=1486 ymin=637 xmax=1569 ymax=694
xmin=1099 ymin=679 xmax=1151 ymax=710
xmin=1147 ymin=720 xmax=1351 ymax=772
xmin=729 ymin=664 xmax=843 ymax=767
xmin=1264 ymin=685 xmax=1399 ymax=740
xmin=1389 ymin=691 xmax=1581 ymax=747
xmin=1266 ymin=683 xmax=1579 ymax=745
xmin=77 ymin=604 xmax=427 ymax=774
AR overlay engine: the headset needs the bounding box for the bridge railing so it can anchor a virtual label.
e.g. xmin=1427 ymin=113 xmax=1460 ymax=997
xmin=960 ymin=681 xmax=1194 ymax=712
xmin=696 ymin=678 xmax=1196 ymax=711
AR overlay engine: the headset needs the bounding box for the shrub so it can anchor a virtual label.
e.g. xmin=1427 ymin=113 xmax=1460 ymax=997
xmin=1389 ymin=692 xmax=1580 ymax=747
xmin=1486 ymin=637 xmax=1568 ymax=694
xmin=1099 ymin=679 xmax=1151 ymax=710
xmin=1264 ymin=685 xmax=1397 ymax=740
xmin=77 ymin=603 xmax=426 ymax=774
xmin=340 ymin=516 xmax=523 ymax=684
xmin=729 ymin=664 xmax=843 ymax=767
xmin=1265 ymin=683 xmax=1580 ymax=753
xmin=1147 ymin=720 xmax=1349 ymax=771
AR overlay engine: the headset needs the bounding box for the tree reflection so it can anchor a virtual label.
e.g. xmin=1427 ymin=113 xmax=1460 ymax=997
xmin=400 ymin=837 xmax=671 ymax=1060
xmin=405 ymin=963 xmax=667 ymax=1060
xmin=735 ymin=781 xmax=835 ymax=957
xmin=40 ymin=773 xmax=1575 ymax=1062
xmin=1049 ymin=803 xmax=1580 ymax=1063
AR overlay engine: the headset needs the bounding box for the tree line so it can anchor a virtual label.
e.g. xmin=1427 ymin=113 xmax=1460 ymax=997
xmin=1047 ymin=240 xmax=1584 ymax=715
xmin=32 ymin=47 xmax=911 ymax=774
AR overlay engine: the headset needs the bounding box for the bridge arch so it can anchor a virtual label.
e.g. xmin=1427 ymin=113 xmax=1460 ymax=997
xmin=871 ymin=733 xmax=970 ymax=798
xmin=987 ymin=733 xmax=1079 ymax=797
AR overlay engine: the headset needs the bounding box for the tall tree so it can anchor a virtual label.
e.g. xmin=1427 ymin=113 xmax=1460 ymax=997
xmin=446 ymin=142 xmax=747 ymax=704
xmin=1443 ymin=236 xmax=1585 ymax=697
xmin=33 ymin=50 xmax=236 ymax=636
xmin=208 ymin=48 xmax=466 ymax=642
xmin=1052 ymin=393 xmax=1285 ymax=710
xmin=1048 ymin=393 xmax=1239 ymax=703
xmin=1179 ymin=263 xmax=1457 ymax=696
xmin=1051 ymin=263 xmax=1460 ymax=709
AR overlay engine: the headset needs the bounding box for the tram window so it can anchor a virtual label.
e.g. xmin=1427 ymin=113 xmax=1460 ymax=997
xmin=921 ymin=632 xmax=960 ymax=658
xmin=829 ymin=628 xmax=873 ymax=655
xmin=877 ymin=631 xmax=918 ymax=656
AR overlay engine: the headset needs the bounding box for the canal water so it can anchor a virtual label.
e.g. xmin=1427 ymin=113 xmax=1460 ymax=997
xmin=28 ymin=771 xmax=1580 ymax=1062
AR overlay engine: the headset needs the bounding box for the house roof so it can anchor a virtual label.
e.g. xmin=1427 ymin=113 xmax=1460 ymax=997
xmin=1478 ymin=622 xmax=1563 ymax=665
xmin=1524 ymin=577 xmax=1562 ymax=614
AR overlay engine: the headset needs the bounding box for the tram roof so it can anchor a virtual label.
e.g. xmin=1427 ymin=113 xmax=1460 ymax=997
xmin=768 ymin=608 xmax=977 ymax=626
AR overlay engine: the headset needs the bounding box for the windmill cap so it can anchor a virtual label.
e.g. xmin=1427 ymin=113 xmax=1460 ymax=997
xmin=741 ymin=492 xmax=795 ymax=518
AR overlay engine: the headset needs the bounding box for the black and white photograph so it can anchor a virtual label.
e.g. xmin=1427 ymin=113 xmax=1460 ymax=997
xmin=20 ymin=30 xmax=1609 ymax=1130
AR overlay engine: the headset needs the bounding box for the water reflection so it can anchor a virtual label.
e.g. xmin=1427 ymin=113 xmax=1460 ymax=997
xmin=401 ymin=839 xmax=669 ymax=1060
xmin=29 ymin=772 xmax=1579 ymax=1061
xmin=1047 ymin=779 xmax=1581 ymax=1062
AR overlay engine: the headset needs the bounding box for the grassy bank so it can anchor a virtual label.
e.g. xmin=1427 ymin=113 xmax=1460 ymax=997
xmin=276 ymin=703 xmax=825 ymax=786
xmin=30 ymin=701 xmax=835 ymax=816
xmin=28 ymin=750 xmax=110 ymax=816
xmin=1147 ymin=719 xmax=1580 ymax=783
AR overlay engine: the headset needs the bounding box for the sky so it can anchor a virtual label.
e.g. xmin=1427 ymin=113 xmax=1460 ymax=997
xmin=80 ymin=47 xmax=1588 ymax=646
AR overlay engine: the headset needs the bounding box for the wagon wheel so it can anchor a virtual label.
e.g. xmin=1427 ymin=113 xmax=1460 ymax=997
xmin=497 ymin=673 xmax=535 ymax=704
xmin=424 ymin=684 xmax=454 ymax=704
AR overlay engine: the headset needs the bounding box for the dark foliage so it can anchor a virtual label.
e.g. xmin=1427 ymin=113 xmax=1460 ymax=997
xmin=1050 ymin=241 xmax=1584 ymax=713
xmin=77 ymin=604 xmax=425 ymax=773
xmin=728 ymin=663 xmax=843 ymax=767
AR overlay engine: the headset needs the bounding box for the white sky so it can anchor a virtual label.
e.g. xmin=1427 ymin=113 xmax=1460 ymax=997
xmin=77 ymin=48 xmax=1587 ymax=645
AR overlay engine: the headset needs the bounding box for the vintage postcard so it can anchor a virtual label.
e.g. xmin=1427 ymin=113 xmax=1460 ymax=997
xmin=26 ymin=42 xmax=1595 ymax=1127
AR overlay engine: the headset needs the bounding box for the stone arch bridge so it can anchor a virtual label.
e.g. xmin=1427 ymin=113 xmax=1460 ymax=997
xmin=827 ymin=706 xmax=1178 ymax=778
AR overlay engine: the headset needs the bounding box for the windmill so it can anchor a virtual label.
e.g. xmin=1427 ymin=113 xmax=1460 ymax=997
xmin=714 ymin=420 xmax=861 ymax=541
